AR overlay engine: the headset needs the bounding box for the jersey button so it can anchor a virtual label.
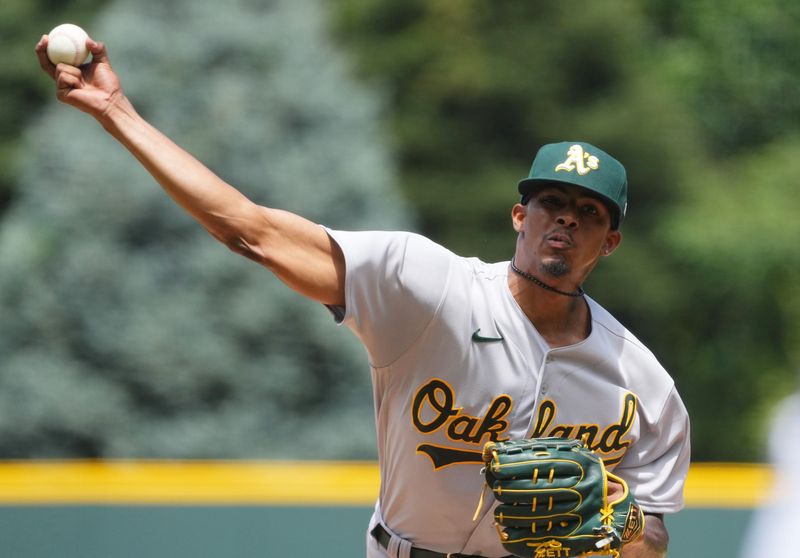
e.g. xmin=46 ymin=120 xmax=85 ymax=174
xmin=540 ymin=383 xmax=548 ymax=394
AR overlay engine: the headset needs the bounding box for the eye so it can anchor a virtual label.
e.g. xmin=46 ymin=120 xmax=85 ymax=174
xmin=581 ymin=203 xmax=600 ymax=215
xmin=539 ymin=195 xmax=563 ymax=208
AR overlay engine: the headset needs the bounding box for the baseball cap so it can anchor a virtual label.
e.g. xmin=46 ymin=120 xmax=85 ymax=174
xmin=518 ymin=141 xmax=628 ymax=229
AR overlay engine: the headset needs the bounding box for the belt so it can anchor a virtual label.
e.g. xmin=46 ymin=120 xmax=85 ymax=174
xmin=371 ymin=524 xmax=490 ymax=558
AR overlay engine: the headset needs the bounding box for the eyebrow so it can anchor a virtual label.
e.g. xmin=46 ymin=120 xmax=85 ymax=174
xmin=537 ymin=185 xmax=604 ymax=203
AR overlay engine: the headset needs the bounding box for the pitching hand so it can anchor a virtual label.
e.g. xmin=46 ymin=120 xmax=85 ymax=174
xmin=35 ymin=35 xmax=122 ymax=119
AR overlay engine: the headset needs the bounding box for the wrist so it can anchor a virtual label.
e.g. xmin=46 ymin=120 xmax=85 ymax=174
xmin=621 ymin=514 xmax=667 ymax=558
xmin=97 ymin=91 xmax=136 ymax=132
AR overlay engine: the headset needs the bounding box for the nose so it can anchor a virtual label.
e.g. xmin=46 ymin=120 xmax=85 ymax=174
xmin=556 ymin=212 xmax=578 ymax=228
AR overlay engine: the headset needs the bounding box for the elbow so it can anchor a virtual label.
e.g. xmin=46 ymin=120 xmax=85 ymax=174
xmin=207 ymin=206 xmax=274 ymax=265
xmin=203 ymin=221 xmax=267 ymax=264
xmin=205 ymin=205 xmax=280 ymax=267
xmin=221 ymin=234 xmax=269 ymax=265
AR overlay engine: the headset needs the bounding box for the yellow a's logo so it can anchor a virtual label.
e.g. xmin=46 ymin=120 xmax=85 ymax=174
xmin=555 ymin=144 xmax=600 ymax=176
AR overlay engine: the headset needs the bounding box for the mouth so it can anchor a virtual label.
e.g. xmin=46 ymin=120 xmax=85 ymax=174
xmin=545 ymin=231 xmax=574 ymax=250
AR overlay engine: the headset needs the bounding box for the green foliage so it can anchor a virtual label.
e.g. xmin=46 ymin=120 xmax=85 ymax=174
xmin=650 ymin=0 xmax=800 ymax=154
xmin=0 ymin=0 xmax=410 ymax=458
xmin=655 ymin=139 xmax=800 ymax=457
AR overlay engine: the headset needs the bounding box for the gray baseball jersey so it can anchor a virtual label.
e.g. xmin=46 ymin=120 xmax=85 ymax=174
xmin=326 ymin=229 xmax=691 ymax=558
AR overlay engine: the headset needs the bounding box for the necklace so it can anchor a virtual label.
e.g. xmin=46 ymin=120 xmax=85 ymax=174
xmin=509 ymin=258 xmax=585 ymax=298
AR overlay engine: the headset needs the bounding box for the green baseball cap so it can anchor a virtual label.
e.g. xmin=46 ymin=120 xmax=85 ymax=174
xmin=518 ymin=141 xmax=628 ymax=229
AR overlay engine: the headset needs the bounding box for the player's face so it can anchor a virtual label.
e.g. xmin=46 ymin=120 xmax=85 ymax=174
xmin=512 ymin=184 xmax=622 ymax=282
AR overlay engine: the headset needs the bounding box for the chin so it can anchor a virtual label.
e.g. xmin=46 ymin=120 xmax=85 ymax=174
xmin=540 ymin=259 xmax=571 ymax=278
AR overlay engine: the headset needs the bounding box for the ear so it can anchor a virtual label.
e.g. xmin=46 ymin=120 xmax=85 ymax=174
xmin=511 ymin=203 xmax=527 ymax=233
xmin=601 ymin=230 xmax=623 ymax=256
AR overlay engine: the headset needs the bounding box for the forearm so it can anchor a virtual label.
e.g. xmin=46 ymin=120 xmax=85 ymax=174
xmin=98 ymin=94 xmax=262 ymax=249
xmin=98 ymin=94 xmax=345 ymax=303
xmin=621 ymin=514 xmax=668 ymax=558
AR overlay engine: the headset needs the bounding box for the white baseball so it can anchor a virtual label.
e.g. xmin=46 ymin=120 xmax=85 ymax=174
xmin=46 ymin=23 xmax=90 ymax=66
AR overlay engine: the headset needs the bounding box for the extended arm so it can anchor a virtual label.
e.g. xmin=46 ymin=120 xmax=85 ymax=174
xmin=35 ymin=36 xmax=345 ymax=306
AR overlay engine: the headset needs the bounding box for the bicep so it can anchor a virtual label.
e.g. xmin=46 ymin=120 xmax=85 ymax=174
xmin=242 ymin=207 xmax=345 ymax=306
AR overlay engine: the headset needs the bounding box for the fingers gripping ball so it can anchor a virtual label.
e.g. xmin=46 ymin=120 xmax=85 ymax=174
xmin=482 ymin=438 xmax=644 ymax=558
xmin=46 ymin=23 xmax=90 ymax=66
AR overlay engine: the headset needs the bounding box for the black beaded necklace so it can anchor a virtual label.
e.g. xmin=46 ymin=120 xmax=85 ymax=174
xmin=509 ymin=258 xmax=585 ymax=298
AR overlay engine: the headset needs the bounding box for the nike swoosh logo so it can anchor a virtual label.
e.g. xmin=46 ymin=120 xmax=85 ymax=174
xmin=472 ymin=328 xmax=504 ymax=343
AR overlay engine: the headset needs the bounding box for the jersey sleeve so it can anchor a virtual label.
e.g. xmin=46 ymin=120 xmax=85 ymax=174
xmin=325 ymin=229 xmax=455 ymax=368
xmin=615 ymin=385 xmax=691 ymax=514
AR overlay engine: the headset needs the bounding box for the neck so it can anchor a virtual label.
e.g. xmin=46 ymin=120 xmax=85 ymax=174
xmin=510 ymin=258 xmax=584 ymax=297
xmin=507 ymin=260 xmax=591 ymax=347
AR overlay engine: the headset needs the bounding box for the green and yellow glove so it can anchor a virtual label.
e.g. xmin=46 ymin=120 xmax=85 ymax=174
xmin=481 ymin=437 xmax=644 ymax=558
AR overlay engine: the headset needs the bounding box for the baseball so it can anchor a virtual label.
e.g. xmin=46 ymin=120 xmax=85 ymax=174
xmin=46 ymin=23 xmax=90 ymax=66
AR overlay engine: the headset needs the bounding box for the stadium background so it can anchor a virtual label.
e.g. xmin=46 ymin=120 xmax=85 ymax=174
xmin=1 ymin=0 xmax=798 ymax=555
xmin=0 ymin=461 xmax=769 ymax=557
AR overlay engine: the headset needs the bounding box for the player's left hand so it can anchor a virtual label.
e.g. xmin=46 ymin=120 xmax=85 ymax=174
xmin=481 ymin=437 xmax=645 ymax=558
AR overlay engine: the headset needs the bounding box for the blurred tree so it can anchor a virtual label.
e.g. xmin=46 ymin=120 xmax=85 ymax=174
xmin=637 ymin=0 xmax=800 ymax=457
xmin=657 ymin=138 xmax=800 ymax=458
xmin=647 ymin=0 xmax=800 ymax=154
xmin=0 ymin=0 xmax=410 ymax=458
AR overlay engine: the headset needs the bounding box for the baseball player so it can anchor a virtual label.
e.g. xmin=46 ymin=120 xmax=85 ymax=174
xmin=36 ymin=35 xmax=690 ymax=558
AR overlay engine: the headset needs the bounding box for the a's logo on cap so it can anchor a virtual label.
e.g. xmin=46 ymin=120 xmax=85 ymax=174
xmin=555 ymin=144 xmax=599 ymax=176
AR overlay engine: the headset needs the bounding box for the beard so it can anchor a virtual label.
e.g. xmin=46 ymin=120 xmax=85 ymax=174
xmin=540 ymin=257 xmax=570 ymax=278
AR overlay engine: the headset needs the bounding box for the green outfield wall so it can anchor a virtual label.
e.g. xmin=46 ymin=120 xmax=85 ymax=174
xmin=0 ymin=505 xmax=752 ymax=557
xmin=0 ymin=461 xmax=766 ymax=557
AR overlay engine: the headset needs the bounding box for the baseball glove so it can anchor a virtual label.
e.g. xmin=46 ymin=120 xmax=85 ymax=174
xmin=480 ymin=437 xmax=644 ymax=558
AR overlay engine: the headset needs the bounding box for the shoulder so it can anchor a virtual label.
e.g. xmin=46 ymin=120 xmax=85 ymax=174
xmin=327 ymin=229 xmax=455 ymax=280
xmin=586 ymin=297 xmax=662 ymax=363
xmin=585 ymin=297 xmax=681 ymax=415
xmin=326 ymin=228 xmax=448 ymax=258
xmin=469 ymin=258 xmax=510 ymax=280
